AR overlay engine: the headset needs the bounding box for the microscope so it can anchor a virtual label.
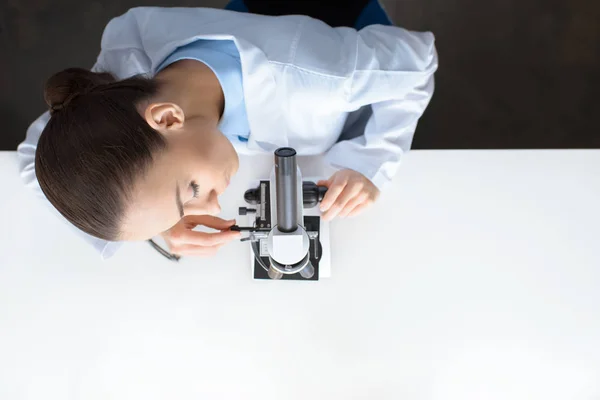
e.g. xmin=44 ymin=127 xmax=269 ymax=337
xmin=233 ymin=148 xmax=329 ymax=280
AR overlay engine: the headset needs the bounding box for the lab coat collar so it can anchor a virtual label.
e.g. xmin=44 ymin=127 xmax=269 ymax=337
xmin=150 ymin=34 xmax=289 ymax=152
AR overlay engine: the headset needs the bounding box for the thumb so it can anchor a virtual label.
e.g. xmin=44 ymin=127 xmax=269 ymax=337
xmin=203 ymin=216 xmax=237 ymax=230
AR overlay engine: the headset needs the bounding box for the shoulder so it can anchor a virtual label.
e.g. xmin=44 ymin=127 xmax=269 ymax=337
xmin=99 ymin=7 xmax=310 ymax=51
xmin=96 ymin=7 xmax=311 ymax=77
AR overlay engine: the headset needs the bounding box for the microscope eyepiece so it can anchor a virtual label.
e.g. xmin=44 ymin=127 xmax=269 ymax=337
xmin=274 ymin=147 xmax=296 ymax=158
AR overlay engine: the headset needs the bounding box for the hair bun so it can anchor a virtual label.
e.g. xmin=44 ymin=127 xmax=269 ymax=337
xmin=44 ymin=68 xmax=115 ymax=114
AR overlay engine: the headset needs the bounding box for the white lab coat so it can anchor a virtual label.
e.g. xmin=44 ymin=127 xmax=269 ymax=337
xmin=17 ymin=7 xmax=438 ymax=258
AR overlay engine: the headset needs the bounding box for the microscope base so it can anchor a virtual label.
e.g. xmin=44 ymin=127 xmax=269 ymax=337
xmin=243 ymin=178 xmax=331 ymax=280
xmin=253 ymin=216 xmax=322 ymax=281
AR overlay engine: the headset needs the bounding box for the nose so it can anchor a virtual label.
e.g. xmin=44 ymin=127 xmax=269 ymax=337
xmin=206 ymin=193 xmax=221 ymax=215
xmin=184 ymin=191 xmax=221 ymax=216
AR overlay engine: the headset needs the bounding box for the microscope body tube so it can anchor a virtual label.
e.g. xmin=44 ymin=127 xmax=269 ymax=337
xmin=274 ymin=148 xmax=299 ymax=233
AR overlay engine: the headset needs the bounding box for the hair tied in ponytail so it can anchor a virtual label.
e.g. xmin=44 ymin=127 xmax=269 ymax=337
xmin=45 ymin=68 xmax=115 ymax=115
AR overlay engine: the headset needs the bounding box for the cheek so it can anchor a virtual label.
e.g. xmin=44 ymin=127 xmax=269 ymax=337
xmin=220 ymin=135 xmax=238 ymax=166
xmin=186 ymin=133 xmax=236 ymax=186
xmin=206 ymin=135 xmax=235 ymax=168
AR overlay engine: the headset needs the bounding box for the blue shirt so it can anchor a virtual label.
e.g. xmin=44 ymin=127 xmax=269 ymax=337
xmin=156 ymin=39 xmax=251 ymax=143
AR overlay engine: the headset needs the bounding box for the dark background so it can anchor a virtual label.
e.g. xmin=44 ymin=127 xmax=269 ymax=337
xmin=1 ymin=0 xmax=598 ymax=150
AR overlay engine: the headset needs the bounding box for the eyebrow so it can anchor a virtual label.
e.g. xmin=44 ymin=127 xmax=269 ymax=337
xmin=175 ymin=183 xmax=184 ymax=219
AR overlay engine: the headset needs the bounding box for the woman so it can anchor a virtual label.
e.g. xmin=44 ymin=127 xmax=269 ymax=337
xmin=17 ymin=1 xmax=437 ymax=259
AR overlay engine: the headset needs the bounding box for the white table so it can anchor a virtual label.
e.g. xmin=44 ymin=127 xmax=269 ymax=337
xmin=1 ymin=150 xmax=599 ymax=400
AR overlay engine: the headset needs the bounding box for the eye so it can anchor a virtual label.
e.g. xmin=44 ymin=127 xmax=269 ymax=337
xmin=190 ymin=181 xmax=200 ymax=198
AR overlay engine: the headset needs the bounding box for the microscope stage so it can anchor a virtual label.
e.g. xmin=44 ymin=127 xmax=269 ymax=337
xmin=242 ymin=178 xmax=331 ymax=280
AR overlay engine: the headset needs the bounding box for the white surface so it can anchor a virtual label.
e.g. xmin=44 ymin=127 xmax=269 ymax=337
xmin=1 ymin=150 xmax=600 ymax=400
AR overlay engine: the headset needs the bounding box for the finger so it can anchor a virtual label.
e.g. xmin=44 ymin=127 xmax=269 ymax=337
xmin=316 ymin=178 xmax=330 ymax=187
xmin=347 ymin=200 xmax=373 ymax=218
xmin=174 ymin=229 xmax=241 ymax=246
xmin=171 ymin=243 xmax=222 ymax=257
xmin=319 ymin=179 xmax=346 ymax=212
xmin=338 ymin=192 xmax=368 ymax=218
xmin=322 ymin=184 xmax=363 ymax=221
xmin=332 ymin=182 xmax=363 ymax=212
xmin=183 ymin=215 xmax=236 ymax=230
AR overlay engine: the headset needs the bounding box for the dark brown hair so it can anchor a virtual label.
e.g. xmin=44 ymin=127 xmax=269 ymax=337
xmin=35 ymin=68 xmax=166 ymax=241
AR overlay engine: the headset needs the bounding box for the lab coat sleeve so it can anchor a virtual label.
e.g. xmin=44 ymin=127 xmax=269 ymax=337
xmin=16 ymin=62 xmax=123 ymax=259
xmin=324 ymin=26 xmax=438 ymax=191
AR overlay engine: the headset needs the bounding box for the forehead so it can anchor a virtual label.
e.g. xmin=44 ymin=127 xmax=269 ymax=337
xmin=119 ymin=156 xmax=182 ymax=241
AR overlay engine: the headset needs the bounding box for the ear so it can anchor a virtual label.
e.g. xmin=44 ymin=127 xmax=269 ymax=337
xmin=144 ymin=102 xmax=185 ymax=132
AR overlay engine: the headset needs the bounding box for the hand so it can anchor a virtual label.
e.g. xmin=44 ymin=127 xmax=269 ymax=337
xmin=161 ymin=215 xmax=241 ymax=257
xmin=318 ymin=169 xmax=380 ymax=221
